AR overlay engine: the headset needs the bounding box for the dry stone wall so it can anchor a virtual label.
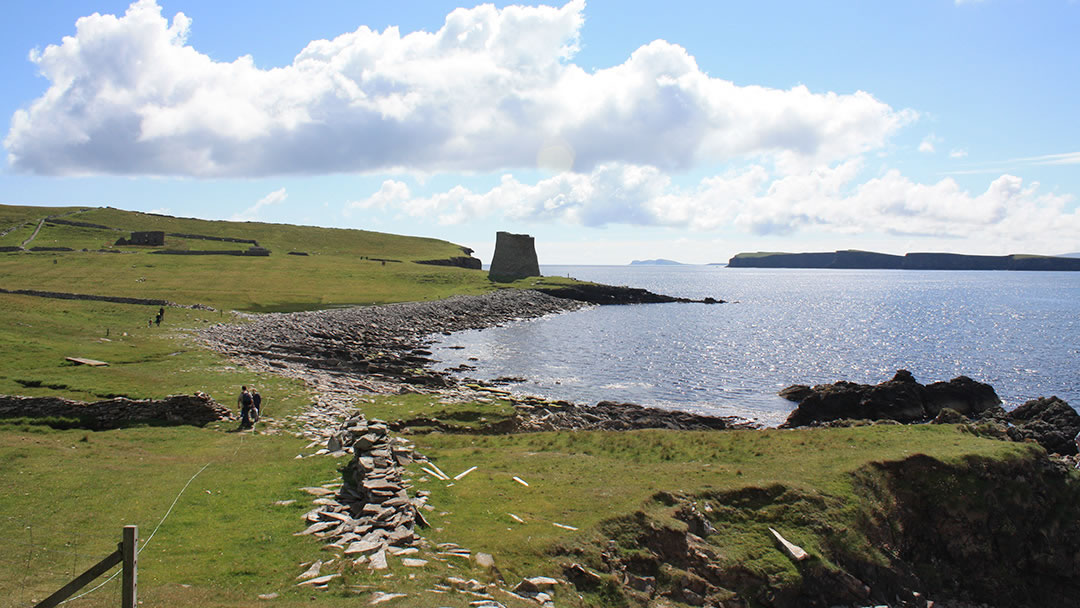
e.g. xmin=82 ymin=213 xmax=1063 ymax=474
xmin=0 ymin=392 xmax=232 ymax=429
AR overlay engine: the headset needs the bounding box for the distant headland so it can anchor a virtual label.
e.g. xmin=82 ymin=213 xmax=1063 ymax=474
xmin=629 ymin=258 xmax=685 ymax=266
xmin=727 ymin=250 xmax=1080 ymax=271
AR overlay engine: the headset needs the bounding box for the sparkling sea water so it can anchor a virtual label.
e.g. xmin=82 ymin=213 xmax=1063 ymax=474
xmin=430 ymin=266 xmax=1080 ymax=426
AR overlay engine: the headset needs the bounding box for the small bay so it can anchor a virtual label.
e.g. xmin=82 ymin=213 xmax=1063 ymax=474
xmin=431 ymin=266 xmax=1080 ymax=426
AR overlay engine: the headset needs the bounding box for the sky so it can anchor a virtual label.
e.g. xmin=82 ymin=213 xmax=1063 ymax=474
xmin=2 ymin=1 xmax=1079 ymax=264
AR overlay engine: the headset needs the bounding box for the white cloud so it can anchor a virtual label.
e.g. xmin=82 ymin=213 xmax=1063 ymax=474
xmin=918 ymin=133 xmax=942 ymax=154
xmin=351 ymin=161 xmax=1079 ymax=253
xmin=949 ymin=148 xmax=968 ymax=159
xmin=232 ymin=187 xmax=286 ymax=221
xmin=5 ymin=0 xmax=910 ymax=177
xmin=1010 ymin=151 xmax=1080 ymax=166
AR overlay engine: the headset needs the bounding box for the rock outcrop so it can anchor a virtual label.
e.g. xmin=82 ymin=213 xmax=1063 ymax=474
xmin=781 ymin=372 xmax=1080 ymax=456
xmin=488 ymin=231 xmax=540 ymax=282
xmin=389 ymin=396 xmax=756 ymax=434
xmin=0 ymin=392 xmax=231 ymax=429
xmin=780 ymin=370 xmax=1001 ymax=428
xmin=536 ymin=283 xmax=724 ymax=305
xmin=1005 ymin=396 xmax=1080 ymax=455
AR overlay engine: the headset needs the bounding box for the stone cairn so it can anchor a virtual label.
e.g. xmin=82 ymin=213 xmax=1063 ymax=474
xmin=288 ymin=411 xmax=570 ymax=606
xmin=294 ymin=413 xmax=428 ymax=574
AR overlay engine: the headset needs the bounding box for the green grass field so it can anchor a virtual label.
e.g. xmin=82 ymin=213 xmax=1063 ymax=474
xmin=0 ymin=417 xmax=1039 ymax=607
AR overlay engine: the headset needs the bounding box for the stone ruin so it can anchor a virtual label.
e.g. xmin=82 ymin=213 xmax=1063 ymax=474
xmin=488 ymin=231 xmax=540 ymax=282
xmin=115 ymin=231 xmax=165 ymax=247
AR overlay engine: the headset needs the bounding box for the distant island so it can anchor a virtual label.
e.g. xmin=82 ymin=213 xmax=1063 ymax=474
xmin=629 ymin=258 xmax=686 ymax=266
xmin=727 ymin=250 xmax=1080 ymax=271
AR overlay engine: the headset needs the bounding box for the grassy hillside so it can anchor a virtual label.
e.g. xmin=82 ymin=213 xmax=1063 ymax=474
xmin=0 ymin=204 xmax=499 ymax=311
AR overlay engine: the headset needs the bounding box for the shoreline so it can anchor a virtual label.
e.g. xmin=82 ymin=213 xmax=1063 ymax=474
xmin=197 ymin=288 xmax=754 ymax=433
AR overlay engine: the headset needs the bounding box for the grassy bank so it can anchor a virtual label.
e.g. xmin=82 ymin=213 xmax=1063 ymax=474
xmin=0 ymin=415 xmax=1042 ymax=607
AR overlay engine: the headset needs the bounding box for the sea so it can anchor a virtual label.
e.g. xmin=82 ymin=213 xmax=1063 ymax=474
xmin=430 ymin=265 xmax=1080 ymax=426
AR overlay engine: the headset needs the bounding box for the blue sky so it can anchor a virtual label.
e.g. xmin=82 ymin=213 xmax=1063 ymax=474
xmin=3 ymin=0 xmax=1078 ymax=264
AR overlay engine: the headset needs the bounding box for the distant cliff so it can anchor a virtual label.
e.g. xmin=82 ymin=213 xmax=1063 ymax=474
xmin=727 ymin=250 xmax=1080 ymax=271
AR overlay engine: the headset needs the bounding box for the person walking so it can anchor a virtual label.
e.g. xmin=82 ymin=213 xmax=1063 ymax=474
xmin=251 ymin=387 xmax=262 ymax=423
xmin=237 ymin=386 xmax=253 ymax=429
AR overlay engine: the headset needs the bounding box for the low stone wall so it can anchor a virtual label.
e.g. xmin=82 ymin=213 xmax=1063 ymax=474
xmin=46 ymin=218 xmax=115 ymax=231
xmin=0 ymin=392 xmax=233 ymax=429
xmin=415 ymin=256 xmax=482 ymax=270
xmin=151 ymin=247 xmax=270 ymax=256
xmin=166 ymin=232 xmax=259 ymax=246
xmin=0 ymin=287 xmax=214 ymax=310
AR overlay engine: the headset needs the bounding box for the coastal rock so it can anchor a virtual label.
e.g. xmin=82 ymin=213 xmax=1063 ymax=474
xmin=781 ymin=370 xmax=1000 ymax=428
xmin=778 ymin=384 xmax=812 ymax=403
xmin=1006 ymin=396 xmax=1080 ymax=455
xmin=536 ymin=283 xmax=724 ymax=305
xmin=924 ymin=375 xmax=1002 ymax=418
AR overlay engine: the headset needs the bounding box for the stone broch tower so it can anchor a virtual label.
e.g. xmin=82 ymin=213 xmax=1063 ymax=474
xmin=488 ymin=231 xmax=540 ymax=282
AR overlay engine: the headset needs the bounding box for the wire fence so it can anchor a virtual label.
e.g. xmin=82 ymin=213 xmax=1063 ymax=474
xmin=0 ymin=528 xmax=120 ymax=608
xmin=1 ymin=459 xmax=214 ymax=608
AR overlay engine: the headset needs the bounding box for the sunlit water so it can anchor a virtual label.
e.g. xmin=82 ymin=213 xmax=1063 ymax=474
xmin=430 ymin=266 xmax=1080 ymax=426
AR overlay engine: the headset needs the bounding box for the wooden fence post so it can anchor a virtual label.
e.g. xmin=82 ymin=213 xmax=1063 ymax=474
xmin=122 ymin=525 xmax=137 ymax=608
xmin=33 ymin=525 xmax=135 ymax=608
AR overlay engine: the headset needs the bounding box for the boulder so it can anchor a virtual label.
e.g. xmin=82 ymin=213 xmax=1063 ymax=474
xmin=1006 ymin=397 xmax=1080 ymax=455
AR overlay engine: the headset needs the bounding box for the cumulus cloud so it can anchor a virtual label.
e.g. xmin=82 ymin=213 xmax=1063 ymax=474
xmin=6 ymin=0 xmax=910 ymax=177
xmin=350 ymin=162 xmax=1079 ymax=251
xmin=232 ymin=187 xmax=286 ymax=221
xmin=949 ymin=148 xmax=968 ymax=159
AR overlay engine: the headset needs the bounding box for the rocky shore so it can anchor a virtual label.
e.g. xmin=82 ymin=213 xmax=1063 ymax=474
xmin=198 ymin=288 xmax=748 ymax=433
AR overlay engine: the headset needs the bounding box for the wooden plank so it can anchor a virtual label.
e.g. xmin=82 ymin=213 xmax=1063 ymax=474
xmin=453 ymin=466 xmax=477 ymax=481
xmin=34 ymin=547 xmax=122 ymax=608
xmin=768 ymin=527 xmax=808 ymax=562
xmin=66 ymin=357 xmax=109 ymax=367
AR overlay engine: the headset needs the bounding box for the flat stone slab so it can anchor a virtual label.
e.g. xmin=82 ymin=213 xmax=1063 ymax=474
xmin=345 ymin=540 xmax=383 ymax=555
xmin=297 ymin=573 xmax=340 ymax=586
xmin=401 ymin=558 xmax=428 ymax=567
xmin=296 ymin=521 xmax=336 ymax=536
xmin=368 ymin=549 xmax=388 ymax=570
xmin=370 ymin=591 xmax=407 ymax=604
